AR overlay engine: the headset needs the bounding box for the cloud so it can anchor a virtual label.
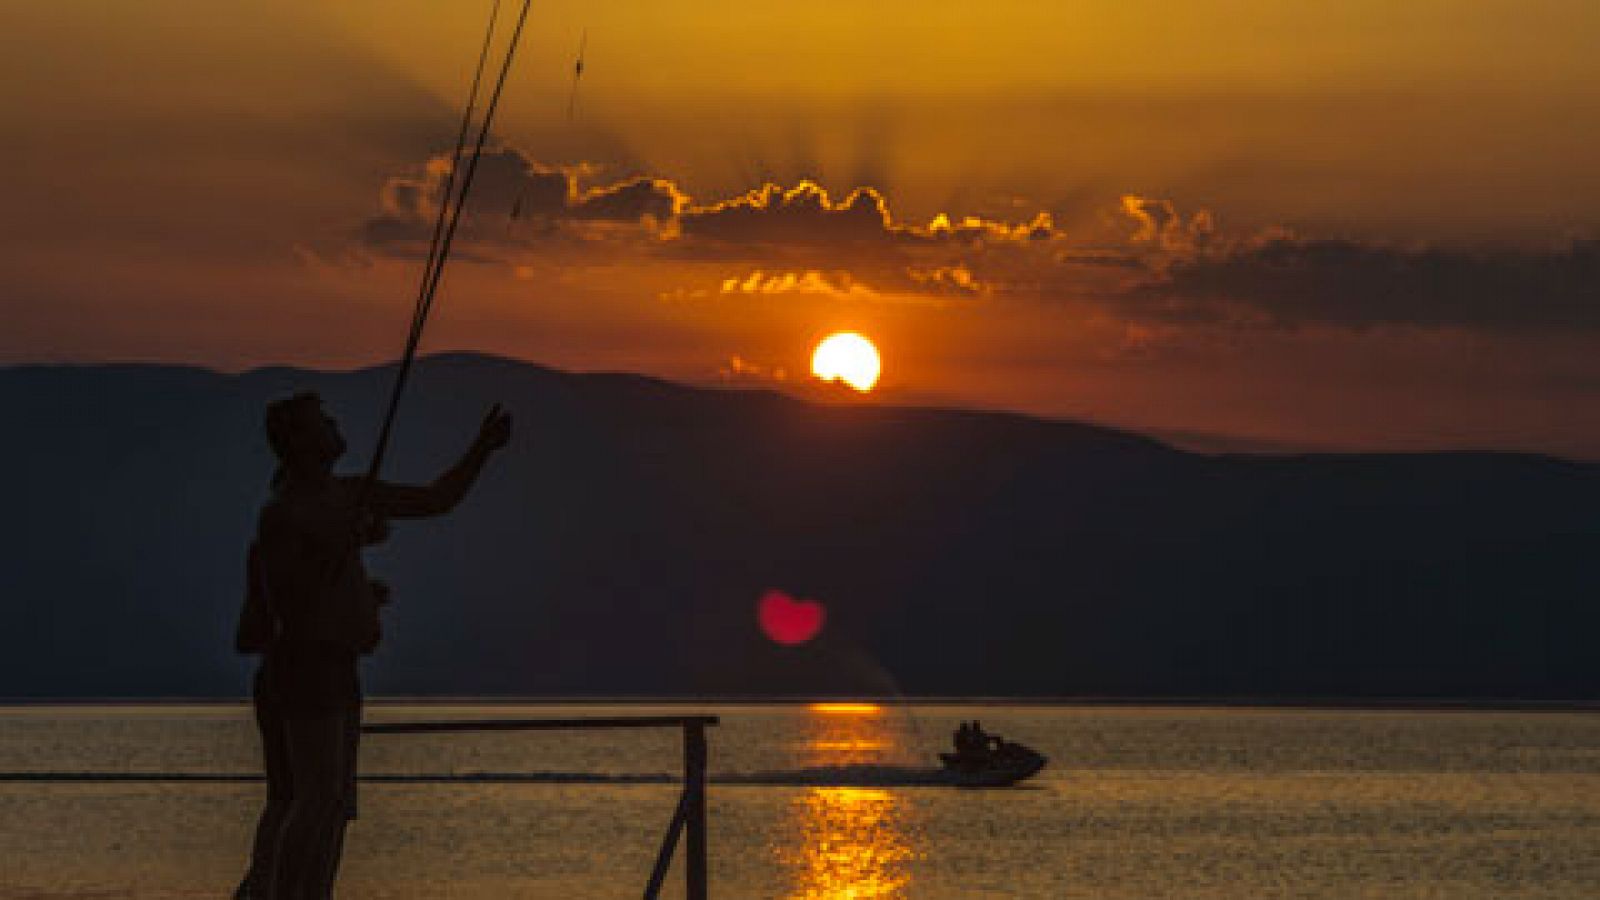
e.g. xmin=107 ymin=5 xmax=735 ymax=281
xmin=716 ymin=354 xmax=791 ymax=385
xmin=365 ymin=150 xmax=688 ymax=255
xmin=1120 ymin=194 xmax=1216 ymax=256
xmin=356 ymin=147 xmax=1600 ymax=333
xmin=1128 ymin=235 xmax=1600 ymax=331
xmin=572 ymin=176 xmax=688 ymax=224
xmin=906 ymin=264 xmax=993 ymax=296
xmin=678 ymin=181 xmax=893 ymax=245
xmin=719 ymin=269 xmax=878 ymax=299
xmin=363 ymin=147 xmax=1064 ymax=257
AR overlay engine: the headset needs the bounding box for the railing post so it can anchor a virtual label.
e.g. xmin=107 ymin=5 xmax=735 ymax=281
xmin=684 ymin=721 xmax=708 ymax=900
xmin=360 ymin=715 xmax=716 ymax=896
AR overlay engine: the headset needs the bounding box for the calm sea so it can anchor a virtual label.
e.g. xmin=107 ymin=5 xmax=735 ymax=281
xmin=1 ymin=703 xmax=1598 ymax=898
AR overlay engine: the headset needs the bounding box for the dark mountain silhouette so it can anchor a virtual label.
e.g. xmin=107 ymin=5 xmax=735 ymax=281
xmin=4 ymin=354 xmax=1597 ymax=700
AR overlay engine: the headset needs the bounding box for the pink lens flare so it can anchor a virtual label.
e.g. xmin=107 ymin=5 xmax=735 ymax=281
xmin=758 ymin=589 xmax=827 ymax=645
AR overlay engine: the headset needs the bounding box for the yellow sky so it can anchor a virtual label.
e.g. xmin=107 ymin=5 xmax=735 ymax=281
xmin=319 ymin=0 xmax=1600 ymax=95
xmin=14 ymin=1 xmax=1599 ymax=230
xmin=297 ymin=0 xmax=1600 ymax=232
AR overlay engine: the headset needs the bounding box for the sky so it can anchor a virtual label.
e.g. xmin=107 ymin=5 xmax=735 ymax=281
xmin=5 ymin=0 xmax=1599 ymax=456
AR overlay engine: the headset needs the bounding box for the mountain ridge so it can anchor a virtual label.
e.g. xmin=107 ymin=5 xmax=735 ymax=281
xmin=4 ymin=355 xmax=1596 ymax=700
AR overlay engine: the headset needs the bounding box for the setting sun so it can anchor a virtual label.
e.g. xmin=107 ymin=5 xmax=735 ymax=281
xmin=811 ymin=332 xmax=882 ymax=392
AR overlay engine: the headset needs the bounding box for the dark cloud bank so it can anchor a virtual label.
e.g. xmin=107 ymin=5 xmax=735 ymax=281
xmin=1141 ymin=237 xmax=1600 ymax=331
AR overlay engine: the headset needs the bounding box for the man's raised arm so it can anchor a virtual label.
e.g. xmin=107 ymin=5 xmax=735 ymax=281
xmin=367 ymin=404 xmax=512 ymax=519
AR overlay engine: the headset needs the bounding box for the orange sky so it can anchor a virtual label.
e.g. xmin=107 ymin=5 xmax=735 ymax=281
xmin=5 ymin=1 xmax=1600 ymax=456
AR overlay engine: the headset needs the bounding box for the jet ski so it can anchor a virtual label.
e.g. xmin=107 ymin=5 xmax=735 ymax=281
xmin=938 ymin=738 xmax=1048 ymax=787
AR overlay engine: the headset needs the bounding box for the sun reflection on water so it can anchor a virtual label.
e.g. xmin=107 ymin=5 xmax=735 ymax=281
xmin=775 ymin=704 xmax=922 ymax=898
xmin=808 ymin=702 xmax=884 ymax=715
xmin=784 ymin=787 xmax=917 ymax=899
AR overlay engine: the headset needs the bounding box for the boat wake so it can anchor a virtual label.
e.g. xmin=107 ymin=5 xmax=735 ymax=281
xmin=719 ymin=764 xmax=963 ymax=787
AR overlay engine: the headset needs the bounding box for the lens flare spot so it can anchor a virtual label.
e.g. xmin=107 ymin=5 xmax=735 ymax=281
xmin=759 ymin=589 xmax=827 ymax=645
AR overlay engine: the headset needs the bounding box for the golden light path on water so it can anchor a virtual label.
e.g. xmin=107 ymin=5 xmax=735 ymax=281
xmin=775 ymin=704 xmax=922 ymax=898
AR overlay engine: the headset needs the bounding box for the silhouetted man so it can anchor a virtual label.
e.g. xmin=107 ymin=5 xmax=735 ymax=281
xmin=235 ymin=391 xmax=511 ymax=898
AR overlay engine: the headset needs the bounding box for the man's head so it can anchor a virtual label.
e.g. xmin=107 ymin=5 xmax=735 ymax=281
xmin=264 ymin=391 xmax=346 ymax=480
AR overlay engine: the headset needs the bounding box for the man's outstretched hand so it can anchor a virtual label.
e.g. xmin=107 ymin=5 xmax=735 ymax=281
xmin=476 ymin=403 xmax=513 ymax=452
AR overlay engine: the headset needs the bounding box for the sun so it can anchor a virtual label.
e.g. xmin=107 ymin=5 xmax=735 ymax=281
xmin=810 ymin=332 xmax=881 ymax=392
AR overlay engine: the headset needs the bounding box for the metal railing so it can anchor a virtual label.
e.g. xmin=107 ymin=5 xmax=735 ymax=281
xmin=362 ymin=715 xmax=719 ymax=899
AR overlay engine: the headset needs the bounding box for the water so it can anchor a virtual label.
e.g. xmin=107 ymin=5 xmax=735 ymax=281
xmin=2 ymin=703 xmax=1599 ymax=897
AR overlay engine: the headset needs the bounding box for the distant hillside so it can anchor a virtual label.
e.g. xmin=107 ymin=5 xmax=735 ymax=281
xmin=3 ymin=354 xmax=1596 ymax=700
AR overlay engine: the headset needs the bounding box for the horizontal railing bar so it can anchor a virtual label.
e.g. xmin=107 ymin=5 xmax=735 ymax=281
xmin=362 ymin=716 xmax=720 ymax=734
xmin=0 ymin=773 xmax=265 ymax=783
xmin=0 ymin=772 xmax=686 ymax=784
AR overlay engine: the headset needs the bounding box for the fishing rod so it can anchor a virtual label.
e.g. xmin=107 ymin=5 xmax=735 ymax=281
xmin=406 ymin=0 xmax=504 ymax=352
xmin=407 ymin=0 xmax=534 ymax=373
xmin=368 ymin=0 xmax=502 ymax=488
xmin=360 ymin=0 xmax=533 ymax=501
